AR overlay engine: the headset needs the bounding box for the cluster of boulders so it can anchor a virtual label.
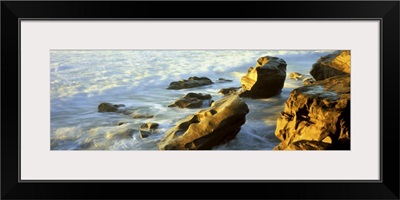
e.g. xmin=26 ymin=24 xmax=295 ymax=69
xmin=273 ymin=50 xmax=351 ymax=150
xmin=96 ymin=50 xmax=351 ymax=151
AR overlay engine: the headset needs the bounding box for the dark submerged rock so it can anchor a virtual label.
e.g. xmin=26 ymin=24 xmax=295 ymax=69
xmin=98 ymin=103 xmax=125 ymax=112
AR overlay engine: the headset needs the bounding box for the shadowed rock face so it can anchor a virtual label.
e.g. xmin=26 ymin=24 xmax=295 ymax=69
xmin=168 ymin=93 xmax=212 ymax=109
xmin=239 ymin=56 xmax=287 ymax=98
xmin=167 ymin=77 xmax=213 ymax=89
xmin=274 ymin=75 xmax=350 ymax=150
xmin=310 ymin=50 xmax=350 ymax=81
xmin=218 ymin=87 xmax=241 ymax=95
xmin=158 ymin=95 xmax=249 ymax=150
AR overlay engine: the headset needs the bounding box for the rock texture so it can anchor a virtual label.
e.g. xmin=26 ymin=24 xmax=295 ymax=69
xmin=239 ymin=56 xmax=287 ymax=98
xmin=289 ymin=72 xmax=303 ymax=80
xmin=98 ymin=103 xmax=125 ymax=112
xmin=168 ymin=93 xmax=212 ymax=109
xmin=310 ymin=50 xmax=351 ymax=81
xmin=158 ymin=95 xmax=249 ymax=150
xmin=167 ymin=77 xmax=213 ymax=89
xmin=218 ymin=87 xmax=241 ymax=95
xmin=273 ymin=75 xmax=350 ymax=150
xmin=302 ymin=77 xmax=315 ymax=85
xmin=139 ymin=123 xmax=159 ymax=138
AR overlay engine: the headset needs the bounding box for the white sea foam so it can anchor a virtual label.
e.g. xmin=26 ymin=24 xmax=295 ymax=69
xmin=51 ymin=50 xmax=336 ymax=150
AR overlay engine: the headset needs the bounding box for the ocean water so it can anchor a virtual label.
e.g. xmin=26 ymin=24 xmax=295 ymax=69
xmin=50 ymin=50 xmax=335 ymax=150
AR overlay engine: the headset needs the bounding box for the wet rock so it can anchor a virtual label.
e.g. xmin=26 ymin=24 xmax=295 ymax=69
xmin=218 ymin=87 xmax=241 ymax=95
xmin=158 ymin=95 xmax=249 ymax=150
xmin=167 ymin=76 xmax=213 ymax=89
xmin=310 ymin=50 xmax=350 ymax=81
xmin=98 ymin=103 xmax=125 ymax=112
xmin=302 ymin=77 xmax=315 ymax=85
xmin=140 ymin=123 xmax=159 ymax=130
xmin=273 ymin=75 xmax=350 ymax=150
xmin=168 ymin=93 xmax=212 ymax=109
xmin=216 ymin=78 xmax=233 ymax=83
xmin=131 ymin=107 xmax=156 ymax=118
xmin=139 ymin=130 xmax=152 ymax=139
xmin=105 ymin=128 xmax=136 ymax=140
xmin=183 ymin=93 xmax=211 ymax=100
xmin=139 ymin=123 xmax=159 ymax=138
xmin=117 ymin=122 xmax=127 ymax=126
xmin=289 ymin=72 xmax=303 ymax=80
xmin=239 ymin=56 xmax=287 ymax=98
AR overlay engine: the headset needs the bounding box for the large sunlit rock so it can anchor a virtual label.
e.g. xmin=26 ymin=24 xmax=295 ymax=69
xmin=158 ymin=95 xmax=249 ymax=150
xmin=274 ymin=75 xmax=350 ymax=150
xmin=310 ymin=50 xmax=351 ymax=81
xmin=239 ymin=56 xmax=287 ymax=98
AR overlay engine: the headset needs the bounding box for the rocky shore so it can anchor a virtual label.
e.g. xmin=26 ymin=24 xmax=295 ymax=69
xmin=96 ymin=50 xmax=350 ymax=150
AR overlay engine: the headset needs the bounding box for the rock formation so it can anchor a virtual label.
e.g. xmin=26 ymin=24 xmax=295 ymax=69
xmin=98 ymin=103 xmax=125 ymax=112
xmin=274 ymin=75 xmax=350 ymax=150
xmin=139 ymin=123 xmax=159 ymax=138
xmin=158 ymin=95 xmax=249 ymax=150
xmin=216 ymin=78 xmax=233 ymax=83
xmin=167 ymin=76 xmax=213 ymax=89
xmin=239 ymin=56 xmax=287 ymax=98
xmin=289 ymin=72 xmax=303 ymax=80
xmin=168 ymin=93 xmax=212 ymax=109
xmin=302 ymin=77 xmax=315 ymax=85
xmin=310 ymin=50 xmax=351 ymax=81
xmin=218 ymin=87 xmax=241 ymax=95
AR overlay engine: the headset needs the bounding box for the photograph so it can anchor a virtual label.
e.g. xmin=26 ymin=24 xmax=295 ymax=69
xmin=2 ymin=0 xmax=399 ymax=199
xmin=50 ymin=50 xmax=350 ymax=150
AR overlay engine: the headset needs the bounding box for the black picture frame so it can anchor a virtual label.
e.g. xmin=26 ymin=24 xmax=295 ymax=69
xmin=1 ymin=1 xmax=399 ymax=199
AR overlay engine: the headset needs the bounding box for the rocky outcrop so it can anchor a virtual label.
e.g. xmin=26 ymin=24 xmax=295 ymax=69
xmin=167 ymin=76 xmax=213 ymax=89
xmin=218 ymin=87 xmax=241 ymax=95
xmin=273 ymin=75 xmax=350 ymax=150
xmin=310 ymin=50 xmax=351 ymax=81
xmin=98 ymin=103 xmax=125 ymax=112
xmin=239 ymin=56 xmax=287 ymax=98
xmin=168 ymin=93 xmax=212 ymax=109
xmin=289 ymin=72 xmax=303 ymax=80
xmin=158 ymin=95 xmax=249 ymax=150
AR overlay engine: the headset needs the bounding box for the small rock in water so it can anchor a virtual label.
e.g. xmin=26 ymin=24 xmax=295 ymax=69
xmin=289 ymin=72 xmax=303 ymax=80
xmin=117 ymin=122 xmax=127 ymax=126
xmin=303 ymin=77 xmax=315 ymax=85
xmin=218 ymin=87 xmax=241 ymax=95
xmin=139 ymin=123 xmax=159 ymax=138
xmin=216 ymin=78 xmax=233 ymax=83
xmin=140 ymin=122 xmax=159 ymax=130
xmin=167 ymin=76 xmax=213 ymax=89
xmin=168 ymin=93 xmax=212 ymax=109
xmin=98 ymin=103 xmax=125 ymax=112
